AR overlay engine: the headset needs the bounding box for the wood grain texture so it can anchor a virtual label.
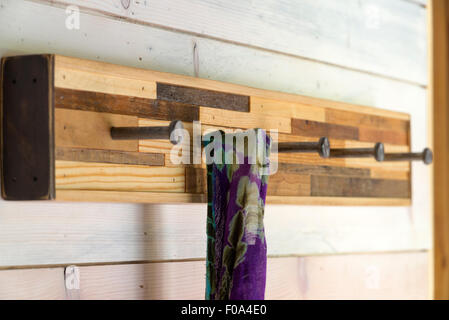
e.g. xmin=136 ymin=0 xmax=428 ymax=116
xmin=185 ymin=168 xmax=207 ymax=194
xmin=55 ymin=161 xmax=185 ymax=192
xmin=48 ymin=0 xmax=428 ymax=85
xmin=55 ymin=147 xmax=164 ymax=166
xmin=55 ymin=108 xmax=138 ymax=152
xmin=200 ymin=107 xmax=292 ymax=133
xmin=250 ymin=96 xmax=325 ymax=122
xmin=431 ymin=0 xmax=449 ymax=300
xmin=359 ymin=126 xmax=409 ymax=145
xmin=325 ymin=108 xmax=410 ymax=132
xmin=55 ymin=87 xmax=199 ymax=122
xmin=311 ymin=176 xmax=411 ymax=198
xmin=55 ymin=65 xmax=157 ymax=99
xmin=0 ymin=268 xmax=66 ymax=300
xmin=0 ymin=252 xmax=427 ymax=299
xmin=267 ymin=173 xmax=310 ymax=196
xmin=291 ymin=119 xmax=359 ymax=140
xmin=0 ymin=203 xmax=422 ymax=267
xmin=276 ymin=162 xmax=370 ymax=178
xmin=157 ymin=82 xmax=249 ymax=112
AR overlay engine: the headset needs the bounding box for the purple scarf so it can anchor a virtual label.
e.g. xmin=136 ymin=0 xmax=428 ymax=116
xmin=205 ymin=129 xmax=270 ymax=300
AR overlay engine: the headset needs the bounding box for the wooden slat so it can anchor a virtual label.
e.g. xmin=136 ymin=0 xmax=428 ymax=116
xmin=55 ymin=108 xmax=138 ymax=152
xmin=311 ymin=176 xmax=410 ymax=198
xmin=0 ymin=252 xmax=427 ymax=299
xmin=55 ymin=65 xmax=157 ymax=99
xmin=55 ymin=161 xmax=185 ymax=192
xmin=267 ymin=173 xmax=310 ymax=196
xmin=57 ymin=190 xmax=206 ymax=203
xmin=276 ymin=162 xmax=370 ymax=178
xmin=267 ymin=196 xmax=411 ymax=206
xmin=56 ymin=147 xmax=164 ymax=166
xmin=359 ymin=126 xmax=409 ymax=145
xmin=325 ymin=108 xmax=410 ymax=132
xmin=0 ymin=268 xmax=66 ymax=300
xmin=200 ymin=107 xmax=292 ymax=133
xmin=157 ymin=82 xmax=249 ymax=112
xmin=291 ymin=119 xmax=359 ymax=140
xmin=55 ymin=87 xmax=199 ymax=122
xmin=250 ymin=96 xmax=325 ymax=122
xmin=185 ymin=168 xmax=207 ymax=194
xmin=370 ymin=168 xmax=410 ymax=180
xmin=431 ymin=0 xmax=449 ymax=300
xmin=48 ymin=0 xmax=428 ymax=85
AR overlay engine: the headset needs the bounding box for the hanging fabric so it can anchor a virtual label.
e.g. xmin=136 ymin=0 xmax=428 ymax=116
xmin=204 ymin=129 xmax=271 ymax=300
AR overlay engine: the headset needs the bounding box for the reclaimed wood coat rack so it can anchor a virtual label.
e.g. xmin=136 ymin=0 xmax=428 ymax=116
xmin=1 ymin=54 xmax=425 ymax=205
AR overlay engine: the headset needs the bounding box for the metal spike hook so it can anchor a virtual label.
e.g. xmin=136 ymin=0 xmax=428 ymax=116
xmin=110 ymin=120 xmax=184 ymax=145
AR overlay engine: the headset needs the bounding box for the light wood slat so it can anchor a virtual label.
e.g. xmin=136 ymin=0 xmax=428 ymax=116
xmin=251 ymin=97 xmax=325 ymax=122
xmin=370 ymin=168 xmax=410 ymax=181
xmin=55 ymin=161 xmax=185 ymax=192
xmin=77 ymin=252 xmax=428 ymax=300
xmin=199 ymin=107 xmax=292 ymax=133
xmin=55 ymin=108 xmax=138 ymax=152
xmin=55 ymin=147 xmax=164 ymax=166
xmin=48 ymin=0 xmax=427 ymax=85
xmin=0 ymin=252 xmax=428 ymax=300
xmin=267 ymin=196 xmax=410 ymax=206
xmin=54 ymin=54 xmax=412 ymax=121
xmin=430 ymin=0 xmax=449 ymax=300
xmin=0 ymin=203 xmax=421 ymax=267
xmin=55 ymin=66 xmax=156 ymax=99
xmin=56 ymin=190 xmax=205 ymax=203
xmin=0 ymin=268 xmax=66 ymax=300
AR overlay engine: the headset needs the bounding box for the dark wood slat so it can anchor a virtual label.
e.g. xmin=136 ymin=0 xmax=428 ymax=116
xmin=311 ymin=176 xmax=410 ymax=198
xmin=157 ymin=83 xmax=249 ymax=112
xmin=55 ymin=87 xmax=199 ymax=122
xmin=267 ymin=173 xmax=310 ymax=196
xmin=325 ymin=108 xmax=410 ymax=132
xmin=291 ymin=119 xmax=359 ymax=141
xmin=359 ymin=127 xmax=409 ymax=146
xmin=277 ymin=162 xmax=370 ymax=177
xmin=1 ymin=54 xmax=55 ymax=200
xmin=185 ymin=167 xmax=207 ymax=194
xmin=56 ymin=147 xmax=164 ymax=166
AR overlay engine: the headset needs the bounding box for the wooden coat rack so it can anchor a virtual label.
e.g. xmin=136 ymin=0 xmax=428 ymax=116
xmin=1 ymin=54 xmax=426 ymax=205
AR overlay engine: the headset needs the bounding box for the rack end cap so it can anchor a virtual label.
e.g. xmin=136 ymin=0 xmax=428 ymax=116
xmin=423 ymin=148 xmax=433 ymax=165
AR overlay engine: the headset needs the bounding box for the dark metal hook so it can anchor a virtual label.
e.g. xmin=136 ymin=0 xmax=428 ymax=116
xmin=110 ymin=120 xmax=184 ymax=145
xmin=383 ymin=147 xmax=433 ymax=165
xmin=272 ymin=137 xmax=330 ymax=158
xmin=329 ymin=142 xmax=385 ymax=162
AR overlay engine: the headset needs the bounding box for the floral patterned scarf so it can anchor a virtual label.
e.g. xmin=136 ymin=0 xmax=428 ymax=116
xmin=204 ymin=129 xmax=270 ymax=300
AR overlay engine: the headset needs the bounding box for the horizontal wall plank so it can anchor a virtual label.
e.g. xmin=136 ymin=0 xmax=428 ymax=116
xmin=55 ymin=161 xmax=185 ymax=192
xmin=311 ymin=176 xmax=411 ymax=198
xmin=55 ymin=64 xmax=156 ymax=99
xmin=77 ymin=252 xmax=429 ymax=300
xmin=267 ymin=173 xmax=310 ymax=197
xmin=250 ymin=97 xmax=325 ymax=122
xmin=0 ymin=203 xmax=425 ymax=267
xmin=50 ymin=0 xmax=428 ymax=84
xmin=56 ymin=147 xmax=164 ymax=166
xmin=0 ymin=252 xmax=428 ymax=299
xmin=157 ymin=83 xmax=249 ymax=112
xmin=55 ymin=87 xmax=199 ymax=122
xmin=292 ymin=119 xmax=359 ymax=141
xmin=0 ymin=267 xmax=66 ymax=300
xmin=200 ymin=107 xmax=291 ymax=133
xmin=325 ymin=108 xmax=410 ymax=132
xmin=55 ymin=108 xmax=138 ymax=152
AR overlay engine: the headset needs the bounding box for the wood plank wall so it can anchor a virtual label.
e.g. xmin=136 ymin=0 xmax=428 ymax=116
xmin=0 ymin=0 xmax=431 ymax=299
